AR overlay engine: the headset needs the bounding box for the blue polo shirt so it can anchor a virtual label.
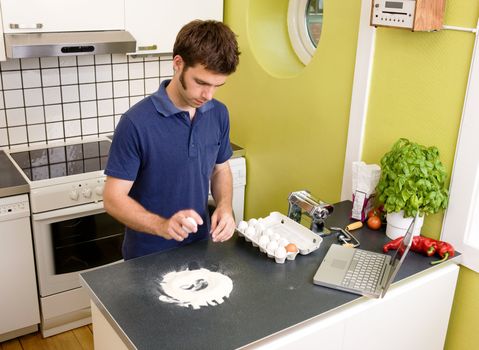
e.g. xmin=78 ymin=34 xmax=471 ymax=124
xmin=105 ymin=80 xmax=233 ymax=259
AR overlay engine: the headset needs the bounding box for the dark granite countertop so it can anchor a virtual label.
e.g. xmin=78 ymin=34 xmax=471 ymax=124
xmin=80 ymin=201 xmax=459 ymax=350
xmin=0 ymin=150 xmax=29 ymax=198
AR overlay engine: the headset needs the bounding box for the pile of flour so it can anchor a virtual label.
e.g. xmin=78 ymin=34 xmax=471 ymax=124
xmin=158 ymin=268 xmax=233 ymax=309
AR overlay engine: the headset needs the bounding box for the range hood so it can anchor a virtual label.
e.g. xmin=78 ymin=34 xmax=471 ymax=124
xmin=4 ymin=31 xmax=136 ymax=59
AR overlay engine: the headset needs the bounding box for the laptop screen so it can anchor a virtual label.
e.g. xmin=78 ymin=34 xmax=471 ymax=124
xmin=381 ymin=218 xmax=415 ymax=296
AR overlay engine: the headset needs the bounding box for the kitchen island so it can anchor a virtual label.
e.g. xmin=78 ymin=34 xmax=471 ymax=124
xmin=80 ymin=202 xmax=460 ymax=350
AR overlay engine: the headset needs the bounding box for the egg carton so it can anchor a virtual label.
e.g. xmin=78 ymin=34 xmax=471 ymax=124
xmin=236 ymin=211 xmax=323 ymax=264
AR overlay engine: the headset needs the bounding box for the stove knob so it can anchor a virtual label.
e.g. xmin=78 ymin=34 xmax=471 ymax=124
xmin=95 ymin=186 xmax=104 ymax=196
xmin=69 ymin=190 xmax=79 ymax=200
xmin=82 ymin=188 xmax=92 ymax=198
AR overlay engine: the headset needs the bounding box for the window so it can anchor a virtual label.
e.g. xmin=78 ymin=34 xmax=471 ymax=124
xmin=441 ymin=29 xmax=479 ymax=272
xmin=288 ymin=0 xmax=324 ymax=65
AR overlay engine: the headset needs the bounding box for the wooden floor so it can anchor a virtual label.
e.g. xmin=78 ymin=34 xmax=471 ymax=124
xmin=0 ymin=325 xmax=93 ymax=350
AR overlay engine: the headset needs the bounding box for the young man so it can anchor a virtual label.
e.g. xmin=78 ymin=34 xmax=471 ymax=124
xmin=103 ymin=20 xmax=240 ymax=259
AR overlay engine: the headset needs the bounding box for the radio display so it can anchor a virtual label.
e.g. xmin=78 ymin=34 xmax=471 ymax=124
xmin=385 ymin=1 xmax=403 ymax=9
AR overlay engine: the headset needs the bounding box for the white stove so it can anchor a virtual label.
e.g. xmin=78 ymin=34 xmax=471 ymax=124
xmin=4 ymin=136 xmax=124 ymax=337
xmin=5 ymin=137 xmax=111 ymax=213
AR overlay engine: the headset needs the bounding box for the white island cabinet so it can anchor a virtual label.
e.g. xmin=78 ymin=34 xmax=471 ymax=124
xmin=125 ymin=0 xmax=224 ymax=55
xmin=0 ymin=0 xmax=124 ymax=33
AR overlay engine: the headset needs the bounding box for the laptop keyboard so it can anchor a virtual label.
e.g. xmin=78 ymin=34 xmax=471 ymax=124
xmin=341 ymin=249 xmax=387 ymax=293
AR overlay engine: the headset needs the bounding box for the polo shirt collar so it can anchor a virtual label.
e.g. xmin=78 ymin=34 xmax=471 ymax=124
xmin=151 ymin=79 xmax=214 ymax=117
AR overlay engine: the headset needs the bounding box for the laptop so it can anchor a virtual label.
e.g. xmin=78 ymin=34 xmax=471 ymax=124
xmin=313 ymin=219 xmax=414 ymax=298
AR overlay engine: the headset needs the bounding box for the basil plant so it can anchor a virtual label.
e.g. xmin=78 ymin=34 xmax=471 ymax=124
xmin=376 ymin=138 xmax=449 ymax=218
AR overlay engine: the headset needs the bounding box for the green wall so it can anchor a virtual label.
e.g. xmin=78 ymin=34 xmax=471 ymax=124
xmin=219 ymin=0 xmax=479 ymax=348
xmin=218 ymin=0 xmax=362 ymax=218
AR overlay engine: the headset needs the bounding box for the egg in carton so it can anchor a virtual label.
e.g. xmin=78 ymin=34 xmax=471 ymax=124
xmin=236 ymin=214 xmax=312 ymax=263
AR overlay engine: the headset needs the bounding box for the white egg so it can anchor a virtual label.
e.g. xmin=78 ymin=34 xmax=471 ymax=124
xmin=237 ymin=220 xmax=248 ymax=232
xmin=254 ymin=223 xmax=266 ymax=235
xmin=275 ymin=246 xmax=287 ymax=259
xmin=248 ymin=218 xmax=258 ymax=227
xmin=245 ymin=226 xmax=256 ymax=238
xmin=264 ymin=228 xmax=275 ymax=238
xmin=272 ymin=233 xmax=281 ymax=241
xmin=267 ymin=240 xmax=279 ymax=254
xmin=259 ymin=235 xmax=270 ymax=248
xmin=181 ymin=216 xmax=197 ymax=233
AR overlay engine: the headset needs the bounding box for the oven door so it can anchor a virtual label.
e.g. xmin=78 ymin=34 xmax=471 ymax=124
xmin=32 ymin=202 xmax=124 ymax=297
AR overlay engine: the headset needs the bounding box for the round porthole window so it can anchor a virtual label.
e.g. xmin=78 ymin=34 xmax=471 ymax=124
xmin=288 ymin=0 xmax=324 ymax=65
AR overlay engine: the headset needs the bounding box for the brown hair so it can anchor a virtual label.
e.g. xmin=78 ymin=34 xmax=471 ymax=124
xmin=173 ymin=20 xmax=240 ymax=75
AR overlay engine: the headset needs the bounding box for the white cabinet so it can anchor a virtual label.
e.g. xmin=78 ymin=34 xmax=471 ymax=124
xmin=0 ymin=0 xmax=124 ymax=33
xmin=125 ymin=0 xmax=224 ymax=55
xmin=0 ymin=195 xmax=40 ymax=341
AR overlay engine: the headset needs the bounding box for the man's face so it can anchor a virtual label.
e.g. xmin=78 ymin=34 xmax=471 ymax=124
xmin=175 ymin=59 xmax=228 ymax=109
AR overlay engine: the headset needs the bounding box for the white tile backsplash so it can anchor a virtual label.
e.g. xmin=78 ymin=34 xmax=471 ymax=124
xmin=43 ymin=86 xmax=62 ymax=104
xmin=40 ymin=57 xmax=59 ymax=68
xmin=160 ymin=60 xmax=173 ymax=76
xmin=61 ymin=85 xmax=79 ymax=103
xmin=4 ymin=89 xmax=24 ymax=108
xmin=45 ymin=104 xmax=63 ymax=122
xmin=97 ymin=82 xmax=113 ymax=99
xmin=77 ymin=56 xmax=94 ymax=66
xmin=1 ymin=54 xmax=169 ymax=147
xmin=80 ymin=101 xmax=97 ymax=119
xmin=22 ymin=70 xmax=42 ymax=88
xmin=28 ymin=124 xmax=46 ymax=142
xmin=60 ymin=67 xmax=78 ymax=85
xmin=0 ymin=128 xmax=7 ymax=146
xmin=0 ymin=110 xmax=6 ymax=127
xmin=95 ymin=54 xmax=112 ymax=65
xmin=6 ymin=108 xmax=25 ymax=126
xmin=46 ymin=122 xmax=64 ymax=139
xmin=63 ymin=102 xmax=81 ymax=120
xmin=24 ymin=88 xmax=43 ymax=107
xmin=78 ymin=66 xmax=95 ymax=84
xmin=113 ymin=80 xmax=128 ymax=97
xmin=129 ymin=79 xmax=144 ymax=96
xmin=96 ymin=65 xmax=112 ymax=82
xmin=112 ymin=64 xmax=128 ymax=81
xmin=42 ymin=68 xmax=60 ymax=87
xmin=98 ymin=99 xmax=114 ymax=116
xmin=114 ymin=97 xmax=130 ymax=115
xmin=79 ymin=83 xmax=96 ymax=101
xmin=129 ymin=62 xmax=144 ymax=79
xmin=2 ymin=71 xmax=22 ymax=89
xmin=82 ymin=118 xmax=98 ymax=135
xmin=64 ymin=119 xmax=81 ymax=137
xmin=26 ymin=106 xmax=44 ymax=124
xmin=99 ymin=116 xmax=114 ymax=133
xmin=21 ymin=58 xmax=40 ymax=70
xmin=59 ymin=56 xmax=77 ymax=67
xmin=9 ymin=125 xmax=28 ymax=144
xmin=145 ymin=61 xmax=160 ymax=78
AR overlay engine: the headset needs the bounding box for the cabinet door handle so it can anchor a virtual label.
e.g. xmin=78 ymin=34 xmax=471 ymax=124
xmin=138 ymin=44 xmax=158 ymax=51
xmin=10 ymin=23 xmax=43 ymax=29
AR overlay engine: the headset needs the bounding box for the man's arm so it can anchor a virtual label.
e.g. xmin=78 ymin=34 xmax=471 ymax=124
xmin=103 ymin=176 xmax=203 ymax=241
xmin=210 ymin=161 xmax=236 ymax=242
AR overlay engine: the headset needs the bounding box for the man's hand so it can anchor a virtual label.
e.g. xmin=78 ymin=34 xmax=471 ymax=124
xmin=210 ymin=207 xmax=236 ymax=242
xmin=157 ymin=210 xmax=203 ymax=241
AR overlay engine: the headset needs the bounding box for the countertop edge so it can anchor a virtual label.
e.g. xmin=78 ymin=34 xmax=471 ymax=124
xmin=0 ymin=184 xmax=30 ymax=198
xmin=79 ymin=275 xmax=137 ymax=350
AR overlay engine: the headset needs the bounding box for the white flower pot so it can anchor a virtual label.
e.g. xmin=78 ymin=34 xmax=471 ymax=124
xmin=386 ymin=211 xmax=424 ymax=240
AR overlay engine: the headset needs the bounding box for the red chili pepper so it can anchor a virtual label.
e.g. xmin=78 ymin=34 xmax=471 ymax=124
xmin=383 ymin=237 xmax=403 ymax=252
xmin=430 ymin=241 xmax=455 ymax=265
xmin=382 ymin=236 xmax=454 ymax=264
